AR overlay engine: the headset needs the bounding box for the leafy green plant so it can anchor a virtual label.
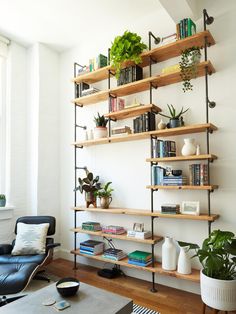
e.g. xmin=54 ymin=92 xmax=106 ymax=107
xmin=178 ymin=230 xmax=236 ymax=280
xmin=74 ymin=169 xmax=101 ymax=194
xmin=0 ymin=194 xmax=5 ymax=200
xmin=95 ymin=182 xmax=113 ymax=198
xmin=110 ymin=30 xmax=147 ymax=79
xmin=94 ymin=112 xmax=108 ymax=127
xmin=159 ymin=104 xmax=189 ymax=120
xmin=179 ymin=46 xmax=201 ymax=92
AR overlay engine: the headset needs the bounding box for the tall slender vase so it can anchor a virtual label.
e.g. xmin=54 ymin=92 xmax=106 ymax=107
xmin=177 ymin=246 xmax=192 ymax=274
xmin=162 ymin=237 xmax=177 ymax=270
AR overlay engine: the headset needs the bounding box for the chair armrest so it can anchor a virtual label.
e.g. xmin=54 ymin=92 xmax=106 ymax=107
xmin=0 ymin=244 xmax=13 ymax=255
xmin=46 ymin=243 xmax=60 ymax=250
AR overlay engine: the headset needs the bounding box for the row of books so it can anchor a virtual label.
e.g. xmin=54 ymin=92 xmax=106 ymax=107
xmin=189 ymin=164 xmax=209 ymax=186
xmin=176 ymin=18 xmax=196 ymax=40
xmin=117 ymin=65 xmax=143 ymax=86
xmin=109 ymin=97 xmax=125 ymax=112
xmin=77 ymin=54 xmax=108 ymax=76
xmin=152 ymin=139 xmax=176 ymax=158
xmin=128 ymin=250 xmax=152 ymax=267
xmin=133 ymin=112 xmax=156 ymax=133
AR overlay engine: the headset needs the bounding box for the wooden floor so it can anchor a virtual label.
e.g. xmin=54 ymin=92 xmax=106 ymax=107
xmin=47 ymin=259 xmax=235 ymax=314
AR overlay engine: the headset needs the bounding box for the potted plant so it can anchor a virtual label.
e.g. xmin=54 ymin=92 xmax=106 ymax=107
xmin=93 ymin=112 xmax=108 ymax=139
xmin=110 ymin=30 xmax=147 ymax=79
xmin=74 ymin=169 xmax=101 ymax=208
xmin=0 ymin=194 xmax=6 ymax=207
xmin=158 ymin=104 xmax=189 ymax=128
xmin=95 ymin=182 xmax=113 ymax=209
xmin=179 ymin=46 xmax=201 ymax=92
xmin=179 ymin=230 xmax=236 ymax=311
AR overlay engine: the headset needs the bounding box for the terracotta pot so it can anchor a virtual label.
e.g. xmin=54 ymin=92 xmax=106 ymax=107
xmin=100 ymin=196 xmax=112 ymax=209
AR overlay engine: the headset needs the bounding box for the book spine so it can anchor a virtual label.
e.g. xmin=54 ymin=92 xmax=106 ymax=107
xmin=176 ymin=23 xmax=180 ymax=40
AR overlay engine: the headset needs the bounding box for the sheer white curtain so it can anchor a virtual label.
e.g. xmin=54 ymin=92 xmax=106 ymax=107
xmin=0 ymin=35 xmax=9 ymax=194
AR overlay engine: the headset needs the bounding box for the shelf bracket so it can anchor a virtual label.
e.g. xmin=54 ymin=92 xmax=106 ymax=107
xmin=76 ymin=145 xmax=84 ymax=149
xmin=76 ymin=103 xmax=84 ymax=108
xmin=150 ymin=82 xmax=158 ymax=90
xmin=75 ymin=166 xmax=87 ymax=171
xmin=208 ymin=100 xmax=216 ymax=108
xmin=75 ymin=124 xmax=87 ymax=130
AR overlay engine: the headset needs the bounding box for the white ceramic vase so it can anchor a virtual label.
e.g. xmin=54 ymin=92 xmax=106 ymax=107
xmin=201 ymin=271 xmax=236 ymax=311
xmin=177 ymin=247 xmax=192 ymax=275
xmin=162 ymin=237 xmax=177 ymax=271
xmin=181 ymin=138 xmax=196 ymax=156
xmin=158 ymin=119 xmax=166 ymax=130
xmin=94 ymin=127 xmax=107 ymax=139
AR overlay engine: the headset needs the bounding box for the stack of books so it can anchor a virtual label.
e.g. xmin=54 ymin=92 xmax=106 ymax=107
xmin=161 ymin=204 xmax=180 ymax=214
xmin=128 ymin=250 xmax=152 ymax=267
xmin=163 ymin=175 xmax=187 ymax=186
xmin=111 ymin=126 xmax=131 ymax=137
xmin=127 ymin=230 xmax=152 ymax=239
xmin=80 ymin=240 xmax=104 ymax=256
xmin=176 ymin=18 xmax=196 ymax=40
xmin=133 ymin=112 xmax=156 ymax=133
xmin=152 ymin=139 xmax=176 ymax=158
xmin=82 ymin=222 xmax=102 ymax=231
xmin=103 ymin=248 xmax=127 ymax=261
xmin=110 ymin=98 xmax=125 ymax=112
xmin=117 ymin=65 xmax=143 ymax=86
xmin=102 ymin=225 xmax=126 ymax=235
xmin=189 ymin=164 xmax=209 ymax=186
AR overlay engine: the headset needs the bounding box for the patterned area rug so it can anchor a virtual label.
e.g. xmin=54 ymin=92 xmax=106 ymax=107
xmin=133 ymin=303 xmax=160 ymax=314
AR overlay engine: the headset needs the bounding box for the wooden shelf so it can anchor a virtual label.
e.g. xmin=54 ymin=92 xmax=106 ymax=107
xmin=73 ymin=123 xmax=217 ymax=147
xmin=71 ymin=227 xmax=163 ymax=245
xmin=146 ymin=154 xmax=217 ymax=163
xmin=71 ymin=249 xmax=200 ymax=282
xmin=71 ymin=31 xmax=215 ymax=84
xmin=147 ymin=185 xmax=218 ymax=191
xmin=104 ymin=104 xmax=161 ymax=121
xmin=72 ymin=207 xmax=219 ymax=222
xmin=72 ymin=61 xmax=215 ymax=106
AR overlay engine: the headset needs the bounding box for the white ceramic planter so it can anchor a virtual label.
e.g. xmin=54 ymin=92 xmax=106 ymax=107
xmin=93 ymin=127 xmax=107 ymax=139
xmin=201 ymin=271 xmax=236 ymax=311
xmin=162 ymin=237 xmax=177 ymax=271
xmin=177 ymin=246 xmax=192 ymax=275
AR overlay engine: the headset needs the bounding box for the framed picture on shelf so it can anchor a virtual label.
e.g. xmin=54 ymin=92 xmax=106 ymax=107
xmin=181 ymin=201 xmax=200 ymax=215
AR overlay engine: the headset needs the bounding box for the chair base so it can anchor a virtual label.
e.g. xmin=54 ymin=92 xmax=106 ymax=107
xmin=0 ymin=295 xmax=26 ymax=307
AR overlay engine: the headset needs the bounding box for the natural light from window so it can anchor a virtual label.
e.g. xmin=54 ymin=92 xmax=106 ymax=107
xmin=0 ymin=56 xmax=6 ymax=194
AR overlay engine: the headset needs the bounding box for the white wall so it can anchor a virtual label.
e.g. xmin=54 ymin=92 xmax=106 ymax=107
xmin=59 ymin=0 xmax=236 ymax=294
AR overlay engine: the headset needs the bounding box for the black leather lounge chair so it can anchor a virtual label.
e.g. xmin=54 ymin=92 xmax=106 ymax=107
xmin=0 ymin=216 xmax=60 ymax=305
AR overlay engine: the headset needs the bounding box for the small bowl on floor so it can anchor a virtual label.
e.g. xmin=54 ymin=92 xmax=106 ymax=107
xmin=56 ymin=277 xmax=80 ymax=297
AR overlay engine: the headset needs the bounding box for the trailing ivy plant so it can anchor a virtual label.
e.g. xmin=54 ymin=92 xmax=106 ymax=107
xmin=110 ymin=30 xmax=147 ymax=79
xmin=179 ymin=46 xmax=201 ymax=92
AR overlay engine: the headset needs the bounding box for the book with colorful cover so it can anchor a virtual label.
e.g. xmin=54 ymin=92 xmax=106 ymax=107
xmin=128 ymin=250 xmax=152 ymax=262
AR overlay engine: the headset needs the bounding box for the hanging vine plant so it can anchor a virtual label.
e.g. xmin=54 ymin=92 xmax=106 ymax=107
xmin=110 ymin=30 xmax=147 ymax=79
xmin=179 ymin=46 xmax=201 ymax=92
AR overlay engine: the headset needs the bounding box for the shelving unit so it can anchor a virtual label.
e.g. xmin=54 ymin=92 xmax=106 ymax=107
xmin=71 ymin=10 xmax=218 ymax=292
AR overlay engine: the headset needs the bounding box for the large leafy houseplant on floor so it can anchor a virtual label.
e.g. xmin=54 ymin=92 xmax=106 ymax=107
xmin=110 ymin=30 xmax=147 ymax=79
xmin=179 ymin=230 xmax=236 ymax=311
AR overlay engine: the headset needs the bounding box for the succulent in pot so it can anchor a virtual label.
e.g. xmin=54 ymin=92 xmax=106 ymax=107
xmin=95 ymin=182 xmax=113 ymax=209
xmin=0 ymin=194 xmax=6 ymax=207
xmin=74 ymin=168 xmax=101 ymax=208
xmin=158 ymin=104 xmax=189 ymax=128
xmin=178 ymin=230 xmax=236 ymax=311
xmin=93 ymin=112 xmax=108 ymax=139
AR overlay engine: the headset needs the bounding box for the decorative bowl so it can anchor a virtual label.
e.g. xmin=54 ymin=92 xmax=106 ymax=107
xmin=56 ymin=277 xmax=80 ymax=297
xmin=172 ymin=170 xmax=182 ymax=176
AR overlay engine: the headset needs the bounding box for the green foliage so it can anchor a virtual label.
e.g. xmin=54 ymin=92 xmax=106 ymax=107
xmin=74 ymin=169 xmax=101 ymax=194
xmin=179 ymin=46 xmax=201 ymax=92
xmin=110 ymin=30 xmax=147 ymax=79
xmin=178 ymin=230 xmax=236 ymax=280
xmin=95 ymin=182 xmax=113 ymax=198
xmin=158 ymin=104 xmax=189 ymax=120
xmin=94 ymin=112 xmax=108 ymax=127
xmin=0 ymin=194 xmax=5 ymax=200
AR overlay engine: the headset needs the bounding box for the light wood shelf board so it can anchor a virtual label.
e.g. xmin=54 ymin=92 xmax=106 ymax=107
xmin=72 ymin=90 xmax=108 ymax=106
xmin=71 ymin=227 xmax=163 ymax=245
xmin=72 ymin=207 xmax=219 ymax=221
xmin=147 ymin=185 xmax=218 ymax=191
xmin=146 ymin=154 xmax=217 ymax=163
xmin=71 ymin=250 xmax=200 ymax=282
xmin=104 ymin=104 xmax=161 ymax=120
xmin=72 ymin=66 xmax=112 ymax=84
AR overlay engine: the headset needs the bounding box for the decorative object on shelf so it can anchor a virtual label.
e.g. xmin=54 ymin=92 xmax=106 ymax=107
xmin=93 ymin=112 xmax=108 ymax=139
xmin=110 ymin=30 xmax=147 ymax=79
xmin=179 ymin=46 xmax=201 ymax=92
xmin=177 ymin=246 xmax=192 ymax=275
xmin=157 ymin=119 xmax=167 ymax=130
xmin=0 ymin=194 xmax=6 ymax=207
xmin=133 ymin=223 xmax=144 ymax=232
xmin=158 ymin=104 xmax=189 ymax=128
xmin=172 ymin=170 xmax=182 ymax=176
xmin=180 ymin=230 xmax=236 ymax=311
xmin=87 ymin=129 xmax=94 ymax=140
xmin=181 ymin=201 xmax=200 ymax=215
xmin=162 ymin=236 xmax=177 ymax=270
xmin=111 ymin=126 xmax=131 ymax=136
xmin=75 ymin=169 xmax=101 ymax=208
xmin=196 ymin=144 xmax=201 ymax=155
xmin=181 ymin=138 xmax=196 ymax=156
xmin=95 ymin=182 xmax=113 ymax=209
